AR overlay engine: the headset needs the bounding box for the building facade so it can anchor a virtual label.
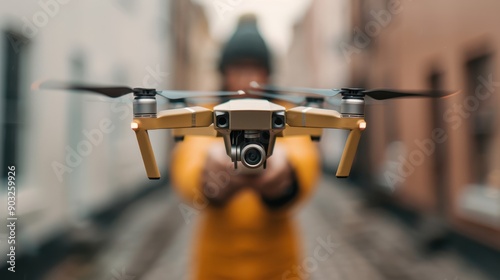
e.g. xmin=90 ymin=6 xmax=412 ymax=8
xmin=0 ymin=0 xmax=173 ymax=260
xmin=347 ymin=0 xmax=500 ymax=249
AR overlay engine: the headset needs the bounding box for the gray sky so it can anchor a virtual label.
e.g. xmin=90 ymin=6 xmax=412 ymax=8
xmin=193 ymin=0 xmax=311 ymax=54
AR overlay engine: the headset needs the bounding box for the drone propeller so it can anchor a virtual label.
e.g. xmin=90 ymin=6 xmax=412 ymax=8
xmin=33 ymin=80 xmax=133 ymax=98
xmin=249 ymin=82 xmax=455 ymax=101
xmin=156 ymin=89 xmax=245 ymax=100
xmin=361 ymin=89 xmax=452 ymax=100
xmin=34 ymin=80 xmax=246 ymax=100
xmin=245 ymin=89 xmax=306 ymax=104
xmin=249 ymin=81 xmax=341 ymax=97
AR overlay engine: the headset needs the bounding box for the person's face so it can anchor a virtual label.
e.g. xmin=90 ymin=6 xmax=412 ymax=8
xmin=223 ymin=61 xmax=269 ymax=96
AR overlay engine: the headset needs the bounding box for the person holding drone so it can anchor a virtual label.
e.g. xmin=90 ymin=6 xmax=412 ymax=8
xmin=171 ymin=14 xmax=320 ymax=280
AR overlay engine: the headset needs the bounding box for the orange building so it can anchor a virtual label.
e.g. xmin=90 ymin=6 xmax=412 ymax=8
xmin=347 ymin=0 xmax=500 ymax=250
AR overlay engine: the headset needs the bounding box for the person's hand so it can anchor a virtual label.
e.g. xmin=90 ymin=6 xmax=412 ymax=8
xmin=202 ymin=143 xmax=295 ymax=205
xmin=249 ymin=145 xmax=294 ymax=200
xmin=202 ymin=142 xmax=249 ymax=204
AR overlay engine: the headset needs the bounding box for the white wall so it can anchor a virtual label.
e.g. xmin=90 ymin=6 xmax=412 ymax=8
xmin=0 ymin=0 xmax=173 ymax=256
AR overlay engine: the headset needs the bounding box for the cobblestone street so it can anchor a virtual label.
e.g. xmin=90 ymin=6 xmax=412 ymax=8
xmin=44 ymin=175 xmax=497 ymax=280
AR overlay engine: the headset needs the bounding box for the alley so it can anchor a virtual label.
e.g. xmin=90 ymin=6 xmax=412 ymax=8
xmin=43 ymin=175 xmax=496 ymax=280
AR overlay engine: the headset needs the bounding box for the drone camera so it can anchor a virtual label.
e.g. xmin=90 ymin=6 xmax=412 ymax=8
xmin=241 ymin=143 xmax=266 ymax=168
xmin=272 ymin=111 xmax=285 ymax=129
xmin=215 ymin=111 xmax=230 ymax=128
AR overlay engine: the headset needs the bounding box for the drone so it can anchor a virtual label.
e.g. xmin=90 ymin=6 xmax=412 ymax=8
xmin=35 ymin=80 xmax=453 ymax=180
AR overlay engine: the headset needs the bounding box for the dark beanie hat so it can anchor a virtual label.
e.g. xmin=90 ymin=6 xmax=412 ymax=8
xmin=218 ymin=14 xmax=272 ymax=73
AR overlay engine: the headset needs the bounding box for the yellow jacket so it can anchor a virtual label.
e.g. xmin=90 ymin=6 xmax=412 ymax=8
xmin=171 ymin=125 xmax=320 ymax=279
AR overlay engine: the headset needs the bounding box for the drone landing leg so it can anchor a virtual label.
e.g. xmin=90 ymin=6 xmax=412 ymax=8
xmin=134 ymin=129 xmax=160 ymax=180
xmin=336 ymin=128 xmax=362 ymax=178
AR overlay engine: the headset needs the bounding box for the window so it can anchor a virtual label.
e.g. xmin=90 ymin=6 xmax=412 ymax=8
xmin=428 ymin=69 xmax=447 ymax=212
xmin=465 ymin=54 xmax=494 ymax=184
xmin=1 ymin=31 xmax=26 ymax=179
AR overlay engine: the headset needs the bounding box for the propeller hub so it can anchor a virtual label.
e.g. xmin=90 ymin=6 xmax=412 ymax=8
xmin=133 ymin=88 xmax=157 ymax=96
xmin=340 ymin=88 xmax=366 ymax=98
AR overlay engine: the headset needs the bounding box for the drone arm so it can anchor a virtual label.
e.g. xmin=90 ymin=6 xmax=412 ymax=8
xmin=136 ymin=107 xmax=213 ymax=130
xmin=132 ymin=106 xmax=213 ymax=179
xmin=134 ymin=129 xmax=160 ymax=179
xmin=336 ymin=128 xmax=362 ymax=178
xmin=286 ymin=106 xmax=366 ymax=178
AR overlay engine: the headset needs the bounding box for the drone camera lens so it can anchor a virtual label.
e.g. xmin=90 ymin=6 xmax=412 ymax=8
xmin=215 ymin=111 xmax=229 ymax=128
xmin=273 ymin=117 xmax=284 ymax=127
xmin=241 ymin=144 xmax=266 ymax=168
xmin=272 ymin=112 xmax=285 ymax=129
xmin=245 ymin=148 xmax=261 ymax=165
xmin=217 ymin=116 xmax=227 ymax=127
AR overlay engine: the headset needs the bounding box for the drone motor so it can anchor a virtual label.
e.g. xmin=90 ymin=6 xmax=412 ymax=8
xmin=340 ymin=88 xmax=366 ymax=117
xmin=133 ymin=88 xmax=157 ymax=118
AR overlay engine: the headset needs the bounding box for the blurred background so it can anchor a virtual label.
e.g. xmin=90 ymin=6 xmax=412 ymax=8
xmin=0 ymin=0 xmax=499 ymax=279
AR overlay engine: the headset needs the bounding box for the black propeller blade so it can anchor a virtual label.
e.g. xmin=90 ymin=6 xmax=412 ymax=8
xmin=249 ymin=82 xmax=457 ymax=101
xmin=363 ymin=89 xmax=453 ymax=100
xmin=34 ymin=81 xmax=133 ymax=98
xmin=34 ymin=80 xmax=247 ymax=100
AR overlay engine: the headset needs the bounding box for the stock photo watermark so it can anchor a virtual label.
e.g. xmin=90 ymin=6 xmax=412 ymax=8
xmin=110 ymin=266 xmax=135 ymax=280
xmin=8 ymin=0 xmax=73 ymax=53
xmin=282 ymin=233 xmax=339 ymax=280
xmin=51 ymin=64 xmax=169 ymax=182
xmin=142 ymin=64 xmax=170 ymax=89
xmin=51 ymin=119 xmax=115 ymax=182
xmin=213 ymin=0 xmax=246 ymax=20
xmin=383 ymin=74 xmax=499 ymax=190
xmin=339 ymin=0 xmax=411 ymax=63
xmin=6 ymin=166 xmax=17 ymax=273
xmin=178 ymin=160 xmax=238 ymax=224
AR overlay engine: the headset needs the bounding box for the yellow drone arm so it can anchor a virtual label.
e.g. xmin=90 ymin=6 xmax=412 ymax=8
xmin=131 ymin=106 xmax=213 ymax=179
xmin=337 ymin=128 xmax=362 ymax=177
xmin=286 ymin=106 xmax=366 ymax=178
xmin=134 ymin=129 xmax=160 ymax=179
